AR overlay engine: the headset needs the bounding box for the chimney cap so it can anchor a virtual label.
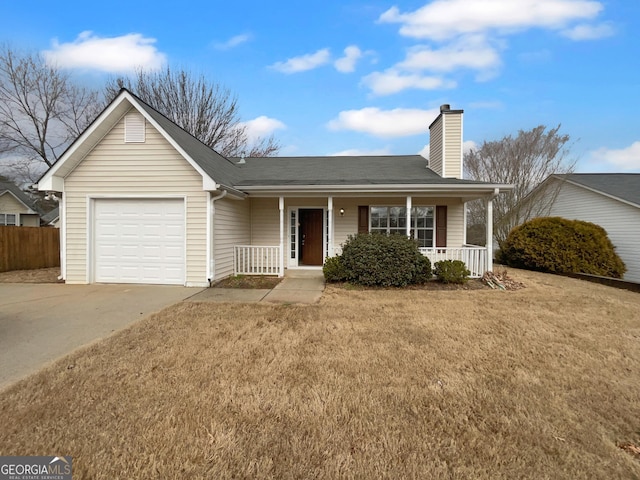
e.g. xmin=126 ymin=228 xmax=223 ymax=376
xmin=440 ymin=104 xmax=450 ymax=113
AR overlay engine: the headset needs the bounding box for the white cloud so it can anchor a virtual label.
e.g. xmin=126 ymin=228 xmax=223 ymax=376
xmin=379 ymin=0 xmax=604 ymax=40
xmin=270 ymin=48 xmax=331 ymax=73
xmin=587 ymin=142 xmax=640 ymax=171
xmin=43 ymin=31 xmax=166 ymax=73
xmin=327 ymin=107 xmax=440 ymax=138
xmin=399 ymin=36 xmax=501 ymax=74
xmin=241 ymin=116 xmax=286 ymax=142
xmin=561 ymin=22 xmax=615 ymax=40
xmin=214 ymin=33 xmax=252 ymax=50
xmin=362 ymin=70 xmax=455 ymax=95
xmin=371 ymin=0 xmax=611 ymax=95
xmin=329 ymin=147 xmax=392 ymax=156
xmin=334 ymin=45 xmax=363 ymax=73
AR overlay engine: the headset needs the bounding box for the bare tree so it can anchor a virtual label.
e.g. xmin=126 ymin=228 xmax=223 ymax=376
xmin=465 ymin=125 xmax=575 ymax=248
xmin=0 ymin=46 xmax=102 ymax=182
xmin=105 ymin=67 xmax=280 ymax=157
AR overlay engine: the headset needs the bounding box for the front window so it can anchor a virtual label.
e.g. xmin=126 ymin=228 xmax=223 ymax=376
xmin=370 ymin=206 xmax=434 ymax=248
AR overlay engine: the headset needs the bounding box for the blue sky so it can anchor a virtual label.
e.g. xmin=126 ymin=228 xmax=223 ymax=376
xmin=2 ymin=0 xmax=639 ymax=172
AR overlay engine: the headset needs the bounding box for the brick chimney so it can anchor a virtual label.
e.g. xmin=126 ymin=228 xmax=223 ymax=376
xmin=428 ymin=104 xmax=464 ymax=178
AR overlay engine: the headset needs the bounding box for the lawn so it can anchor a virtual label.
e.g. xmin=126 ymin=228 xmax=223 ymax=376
xmin=1 ymin=269 xmax=639 ymax=479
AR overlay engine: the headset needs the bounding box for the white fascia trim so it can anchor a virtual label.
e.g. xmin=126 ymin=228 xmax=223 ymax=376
xmin=39 ymin=90 xmax=220 ymax=193
xmin=39 ymin=93 xmax=135 ymax=189
xmin=236 ymin=184 xmax=513 ymax=195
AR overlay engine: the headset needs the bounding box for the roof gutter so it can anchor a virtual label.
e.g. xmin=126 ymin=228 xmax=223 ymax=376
xmin=234 ymin=183 xmax=514 ymax=194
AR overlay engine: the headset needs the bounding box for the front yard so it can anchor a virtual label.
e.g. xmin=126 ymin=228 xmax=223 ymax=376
xmin=1 ymin=269 xmax=639 ymax=478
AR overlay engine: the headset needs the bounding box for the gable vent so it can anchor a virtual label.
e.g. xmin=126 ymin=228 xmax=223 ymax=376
xmin=124 ymin=112 xmax=145 ymax=143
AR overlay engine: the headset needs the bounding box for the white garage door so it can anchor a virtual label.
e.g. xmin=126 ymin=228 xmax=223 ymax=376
xmin=94 ymin=198 xmax=185 ymax=285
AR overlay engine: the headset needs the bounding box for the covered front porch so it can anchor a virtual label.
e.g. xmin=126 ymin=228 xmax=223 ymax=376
xmin=230 ymin=191 xmax=499 ymax=279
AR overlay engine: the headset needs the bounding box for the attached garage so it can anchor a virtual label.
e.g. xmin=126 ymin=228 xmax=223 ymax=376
xmin=92 ymin=198 xmax=185 ymax=285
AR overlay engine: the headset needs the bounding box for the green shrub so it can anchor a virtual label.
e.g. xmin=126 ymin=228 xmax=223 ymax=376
xmin=323 ymin=255 xmax=348 ymax=282
xmin=340 ymin=233 xmax=431 ymax=287
xmin=500 ymin=217 xmax=626 ymax=278
xmin=434 ymin=260 xmax=471 ymax=284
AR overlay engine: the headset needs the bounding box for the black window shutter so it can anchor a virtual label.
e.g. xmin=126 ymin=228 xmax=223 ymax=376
xmin=436 ymin=205 xmax=447 ymax=247
xmin=358 ymin=206 xmax=369 ymax=233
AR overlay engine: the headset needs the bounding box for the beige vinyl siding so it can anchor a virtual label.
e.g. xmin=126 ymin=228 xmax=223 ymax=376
xmin=429 ymin=116 xmax=443 ymax=176
xmin=548 ymin=180 xmax=640 ymax=283
xmin=214 ymin=197 xmax=250 ymax=280
xmin=443 ymin=114 xmax=462 ymax=179
xmin=64 ymin=109 xmax=208 ymax=285
xmin=250 ymin=197 xmax=280 ymax=246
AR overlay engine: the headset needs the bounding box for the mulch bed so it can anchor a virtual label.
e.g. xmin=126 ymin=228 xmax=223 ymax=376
xmin=213 ymin=275 xmax=282 ymax=289
xmin=333 ymin=279 xmax=488 ymax=291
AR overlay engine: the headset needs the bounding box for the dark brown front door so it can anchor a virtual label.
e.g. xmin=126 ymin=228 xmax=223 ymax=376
xmin=299 ymin=209 xmax=323 ymax=265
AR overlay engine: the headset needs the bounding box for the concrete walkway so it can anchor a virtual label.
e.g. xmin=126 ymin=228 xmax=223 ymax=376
xmin=187 ymin=269 xmax=325 ymax=305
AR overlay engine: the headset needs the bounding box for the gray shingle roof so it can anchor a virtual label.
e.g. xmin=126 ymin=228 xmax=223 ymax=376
xmin=125 ymin=90 xmax=506 ymax=191
xmin=230 ymin=155 xmax=492 ymax=186
xmin=559 ymin=173 xmax=640 ymax=207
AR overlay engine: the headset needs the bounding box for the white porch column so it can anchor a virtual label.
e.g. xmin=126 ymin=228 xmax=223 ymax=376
xmin=327 ymin=196 xmax=333 ymax=258
xmin=486 ymin=190 xmax=498 ymax=273
xmin=406 ymin=196 xmax=412 ymax=237
xmin=279 ymin=196 xmax=285 ymax=277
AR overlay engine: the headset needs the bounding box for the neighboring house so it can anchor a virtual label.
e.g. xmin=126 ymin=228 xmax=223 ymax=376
xmin=0 ymin=180 xmax=42 ymax=227
xmin=41 ymin=207 xmax=60 ymax=228
xmin=38 ymin=90 xmax=512 ymax=286
xmin=527 ymin=173 xmax=640 ymax=283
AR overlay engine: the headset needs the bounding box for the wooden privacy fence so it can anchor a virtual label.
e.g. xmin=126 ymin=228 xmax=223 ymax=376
xmin=0 ymin=226 xmax=60 ymax=272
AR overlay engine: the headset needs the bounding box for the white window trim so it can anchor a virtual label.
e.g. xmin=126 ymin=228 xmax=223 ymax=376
xmin=370 ymin=205 xmax=435 ymax=248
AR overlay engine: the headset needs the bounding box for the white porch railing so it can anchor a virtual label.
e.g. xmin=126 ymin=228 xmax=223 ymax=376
xmin=236 ymin=245 xmax=488 ymax=279
xmin=419 ymin=246 xmax=487 ymax=278
xmin=234 ymin=246 xmax=281 ymax=276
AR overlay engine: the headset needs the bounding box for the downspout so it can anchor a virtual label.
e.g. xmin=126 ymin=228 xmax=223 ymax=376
xmin=59 ymin=190 xmax=66 ymax=281
xmin=208 ymin=189 xmax=228 ymax=286
xmin=327 ymin=196 xmax=333 ymax=260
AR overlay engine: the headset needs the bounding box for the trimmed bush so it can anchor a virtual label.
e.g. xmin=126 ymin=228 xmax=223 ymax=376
xmin=500 ymin=217 xmax=626 ymax=278
xmin=323 ymin=255 xmax=348 ymax=282
xmin=339 ymin=233 xmax=431 ymax=287
xmin=434 ymin=260 xmax=471 ymax=284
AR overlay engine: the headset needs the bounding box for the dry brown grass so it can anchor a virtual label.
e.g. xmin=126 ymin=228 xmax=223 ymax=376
xmin=0 ymin=267 xmax=62 ymax=283
xmin=1 ymin=269 xmax=639 ymax=479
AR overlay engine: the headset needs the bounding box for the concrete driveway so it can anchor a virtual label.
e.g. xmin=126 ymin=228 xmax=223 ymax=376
xmin=0 ymin=283 xmax=202 ymax=390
